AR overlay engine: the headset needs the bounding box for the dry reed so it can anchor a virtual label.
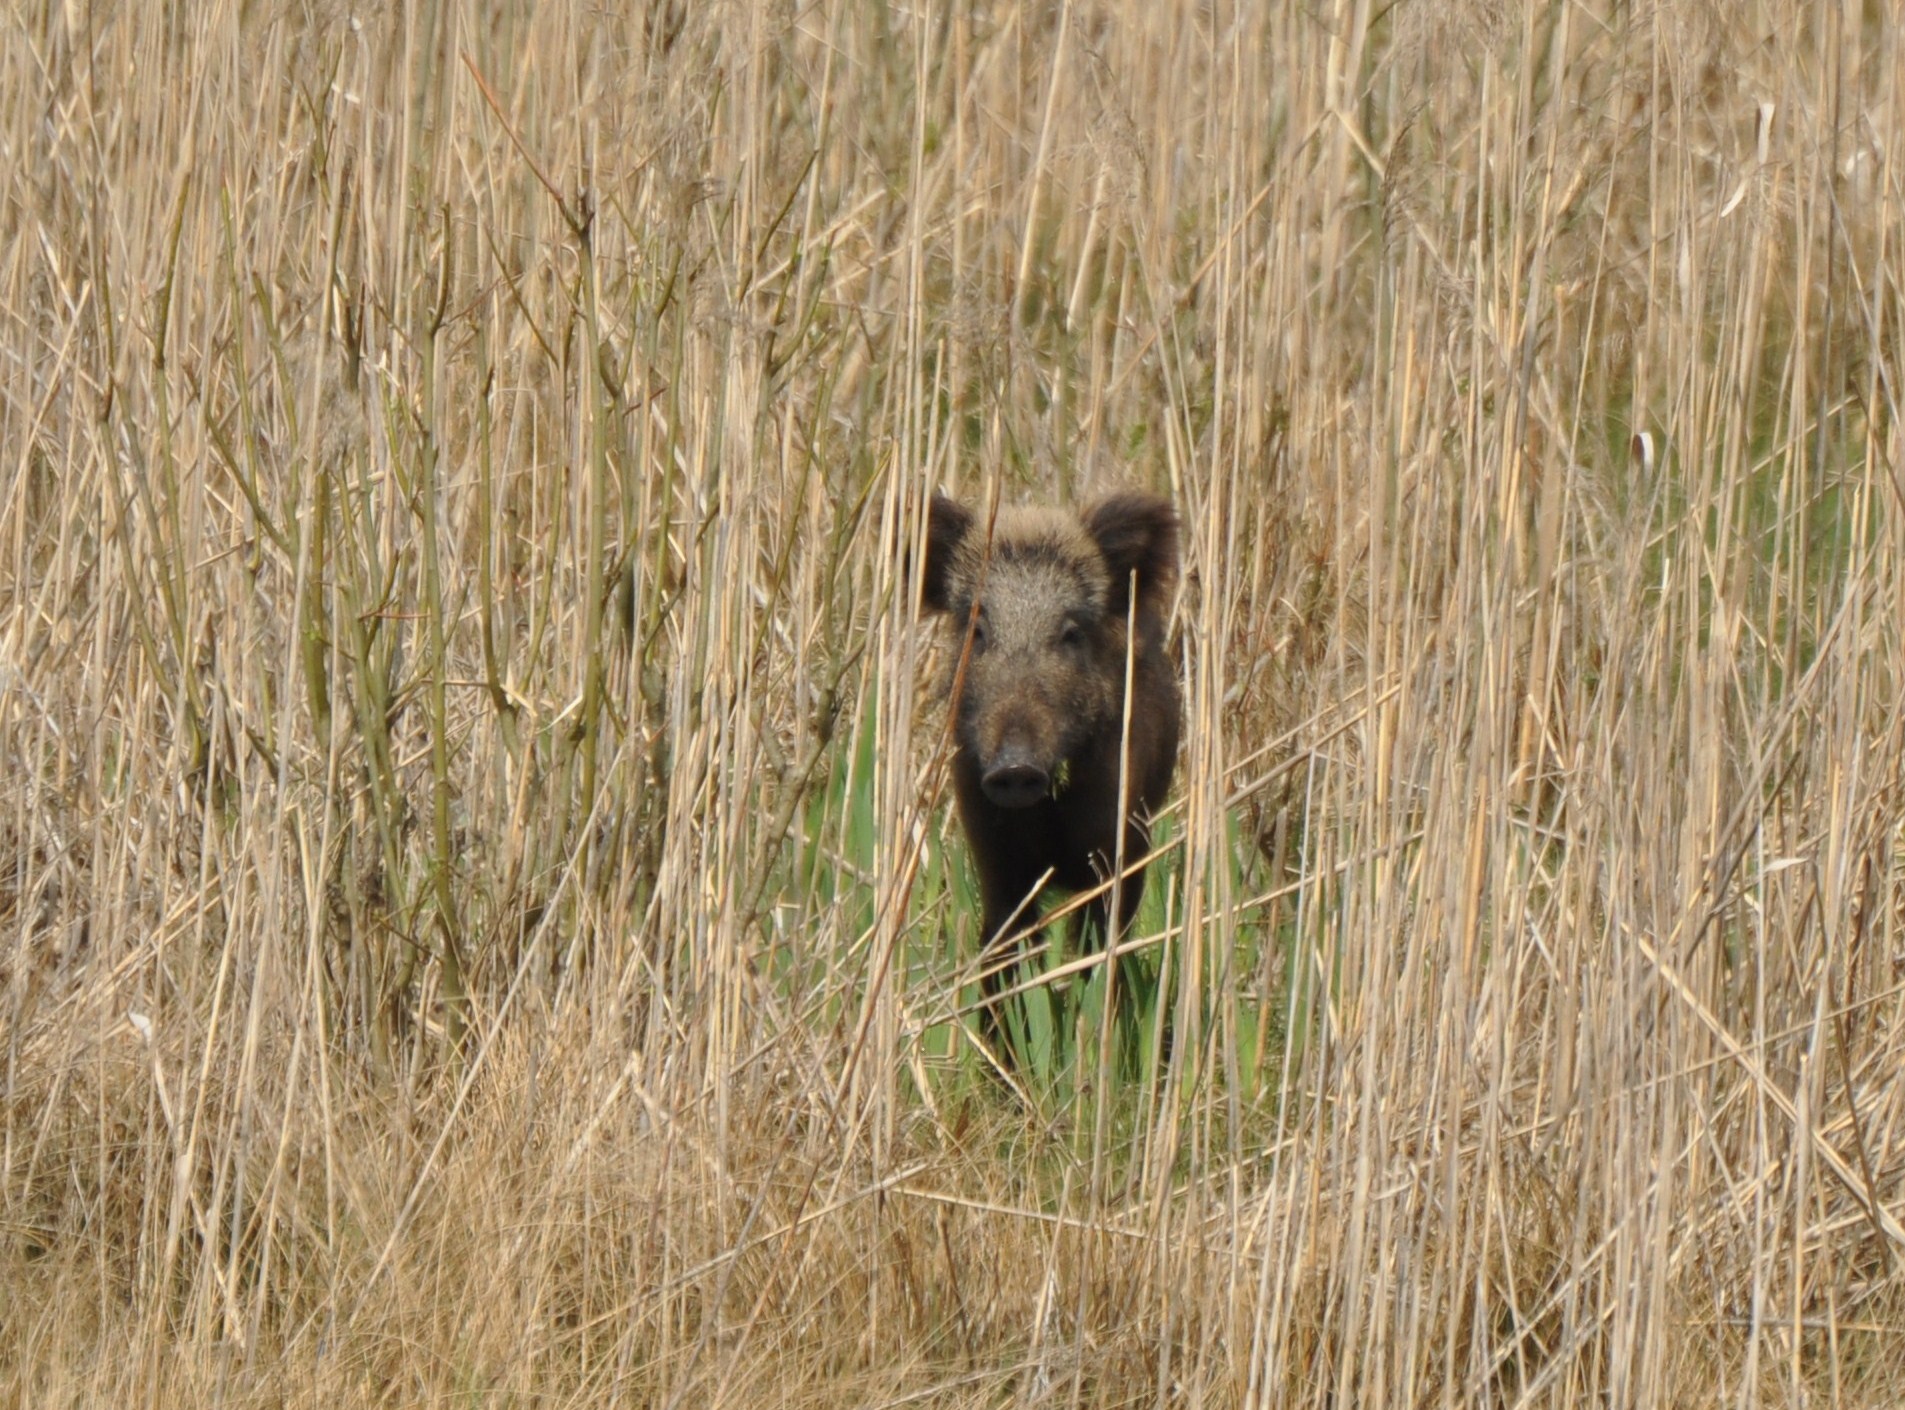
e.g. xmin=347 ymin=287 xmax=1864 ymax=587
xmin=4 ymin=0 xmax=1905 ymax=1405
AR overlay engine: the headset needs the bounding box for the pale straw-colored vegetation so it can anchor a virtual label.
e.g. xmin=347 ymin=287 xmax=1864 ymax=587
xmin=5 ymin=0 xmax=1905 ymax=1404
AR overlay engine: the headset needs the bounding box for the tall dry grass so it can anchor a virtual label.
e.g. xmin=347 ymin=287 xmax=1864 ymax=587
xmin=4 ymin=0 xmax=1905 ymax=1404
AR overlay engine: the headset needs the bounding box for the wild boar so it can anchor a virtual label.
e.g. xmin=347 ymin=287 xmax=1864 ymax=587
xmin=919 ymin=490 xmax=1181 ymax=1055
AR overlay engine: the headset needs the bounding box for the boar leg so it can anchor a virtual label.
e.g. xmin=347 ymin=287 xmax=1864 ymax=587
xmin=1076 ymin=822 xmax=1163 ymax=1063
xmin=1077 ymin=817 xmax=1153 ymax=950
xmin=976 ymin=874 xmax=1044 ymax=1058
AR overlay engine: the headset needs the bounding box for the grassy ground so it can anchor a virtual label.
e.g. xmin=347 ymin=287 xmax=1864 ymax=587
xmin=5 ymin=0 xmax=1905 ymax=1404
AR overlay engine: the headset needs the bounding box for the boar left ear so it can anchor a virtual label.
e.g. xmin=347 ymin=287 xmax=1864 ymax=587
xmin=919 ymin=494 xmax=974 ymax=613
xmin=1084 ymin=490 xmax=1178 ymax=615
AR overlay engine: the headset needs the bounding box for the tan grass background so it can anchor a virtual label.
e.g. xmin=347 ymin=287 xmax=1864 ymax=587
xmin=5 ymin=0 xmax=1905 ymax=1404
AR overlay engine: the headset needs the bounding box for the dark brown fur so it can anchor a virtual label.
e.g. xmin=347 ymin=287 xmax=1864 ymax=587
xmin=919 ymin=490 xmax=1181 ymax=1054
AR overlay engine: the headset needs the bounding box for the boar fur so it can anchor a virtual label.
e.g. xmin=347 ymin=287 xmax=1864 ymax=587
xmin=920 ymin=490 xmax=1180 ymax=1057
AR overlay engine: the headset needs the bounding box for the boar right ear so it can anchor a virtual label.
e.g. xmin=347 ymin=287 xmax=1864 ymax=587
xmin=919 ymin=495 xmax=973 ymax=613
xmin=1084 ymin=490 xmax=1178 ymax=615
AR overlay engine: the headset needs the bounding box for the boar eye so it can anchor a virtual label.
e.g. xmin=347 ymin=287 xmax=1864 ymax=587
xmin=1059 ymin=620 xmax=1084 ymax=650
xmin=967 ymin=613 xmax=988 ymax=652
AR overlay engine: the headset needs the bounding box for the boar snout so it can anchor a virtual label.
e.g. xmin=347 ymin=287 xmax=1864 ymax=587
xmin=980 ymin=749 xmax=1051 ymax=809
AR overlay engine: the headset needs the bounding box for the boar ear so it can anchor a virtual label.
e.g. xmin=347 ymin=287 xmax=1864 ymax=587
xmin=919 ymin=495 xmax=974 ymax=613
xmin=1084 ymin=490 xmax=1178 ymax=615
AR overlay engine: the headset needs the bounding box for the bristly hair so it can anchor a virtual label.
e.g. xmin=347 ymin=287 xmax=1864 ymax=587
xmin=926 ymin=500 xmax=1112 ymax=611
xmin=921 ymin=491 xmax=1176 ymax=618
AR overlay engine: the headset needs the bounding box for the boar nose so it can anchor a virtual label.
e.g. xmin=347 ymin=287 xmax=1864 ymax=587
xmin=981 ymin=754 xmax=1050 ymax=809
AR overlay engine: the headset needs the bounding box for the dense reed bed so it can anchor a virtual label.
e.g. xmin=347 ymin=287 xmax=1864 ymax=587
xmin=5 ymin=1 xmax=1905 ymax=1403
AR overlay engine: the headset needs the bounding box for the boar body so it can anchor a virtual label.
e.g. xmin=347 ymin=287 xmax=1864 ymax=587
xmin=921 ymin=492 xmax=1181 ymax=1054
